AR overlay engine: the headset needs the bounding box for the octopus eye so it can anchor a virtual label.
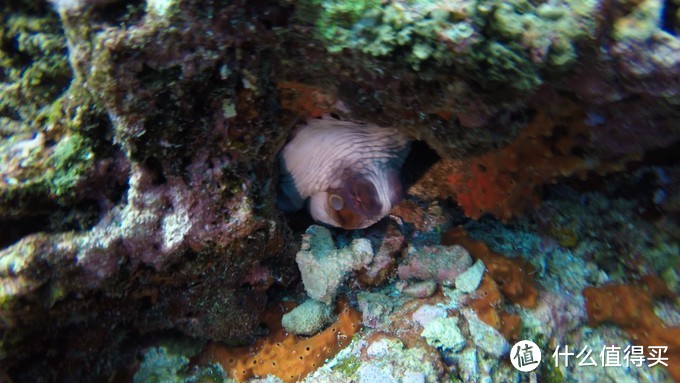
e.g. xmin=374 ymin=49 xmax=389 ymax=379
xmin=328 ymin=194 xmax=345 ymax=211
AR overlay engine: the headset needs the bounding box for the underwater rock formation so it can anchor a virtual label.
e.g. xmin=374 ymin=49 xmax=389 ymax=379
xmin=1 ymin=0 xmax=289 ymax=380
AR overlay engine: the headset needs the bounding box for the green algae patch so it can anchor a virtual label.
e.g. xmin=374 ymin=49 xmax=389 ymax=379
xmin=332 ymin=354 xmax=361 ymax=376
xmin=0 ymin=93 xmax=98 ymax=217
xmin=0 ymin=4 xmax=72 ymax=130
xmin=0 ymin=2 xmax=102 ymax=217
xmin=45 ymin=133 xmax=95 ymax=199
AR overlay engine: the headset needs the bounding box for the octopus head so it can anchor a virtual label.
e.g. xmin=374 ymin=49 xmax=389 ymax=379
xmin=308 ymin=170 xmax=402 ymax=230
xmin=277 ymin=116 xmax=411 ymax=230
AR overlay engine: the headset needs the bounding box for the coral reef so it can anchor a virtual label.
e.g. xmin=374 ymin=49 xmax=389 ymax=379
xmin=0 ymin=1 xmax=105 ymax=228
xmin=198 ymin=298 xmax=361 ymax=383
xmin=530 ymin=187 xmax=680 ymax=280
xmin=285 ymin=0 xmax=680 ymax=221
xmin=303 ymin=336 xmax=445 ymax=383
xmin=439 ymin=227 xmax=538 ymax=342
xmin=0 ymin=0 xmax=678 ymax=381
xmin=412 ymin=97 xmax=632 ymax=220
xmin=291 ymin=179 xmax=676 ymax=383
xmin=305 ymin=0 xmax=594 ymax=90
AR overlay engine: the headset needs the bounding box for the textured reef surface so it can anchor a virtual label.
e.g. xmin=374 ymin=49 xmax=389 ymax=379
xmin=0 ymin=0 xmax=678 ymax=382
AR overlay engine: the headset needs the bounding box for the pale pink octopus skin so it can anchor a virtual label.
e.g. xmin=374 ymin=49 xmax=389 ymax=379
xmin=278 ymin=116 xmax=411 ymax=230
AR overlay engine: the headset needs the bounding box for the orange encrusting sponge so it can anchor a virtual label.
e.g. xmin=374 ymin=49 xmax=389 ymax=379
xmin=198 ymin=298 xmax=361 ymax=383
xmin=583 ymin=278 xmax=680 ymax=382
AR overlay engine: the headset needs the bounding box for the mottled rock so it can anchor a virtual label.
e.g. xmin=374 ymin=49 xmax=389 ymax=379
xmin=357 ymin=292 xmax=395 ymax=328
xmin=455 ymin=260 xmax=486 ymax=293
xmin=462 ymin=309 xmax=510 ymax=358
xmin=282 ymin=299 xmax=334 ymax=336
xmin=400 ymin=280 xmax=438 ymax=299
xmin=421 ymin=317 xmax=466 ymax=353
xmin=296 ymin=225 xmax=373 ymax=304
xmin=398 ymin=245 xmax=473 ymax=286
xmin=412 ymin=304 xmax=447 ymax=328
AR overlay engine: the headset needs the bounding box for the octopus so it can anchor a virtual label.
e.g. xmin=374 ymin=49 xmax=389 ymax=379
xmin=278 ymin=116 xmax=411 ymax=230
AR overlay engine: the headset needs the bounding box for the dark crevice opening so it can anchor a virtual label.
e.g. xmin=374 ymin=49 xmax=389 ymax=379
xmin=661 ymin=0 xmax=679 ymax=36
xmin=401 ymin=140 xmax=441 ymax=190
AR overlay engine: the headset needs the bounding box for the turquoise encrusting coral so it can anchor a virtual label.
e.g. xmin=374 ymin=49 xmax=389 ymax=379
xmin=0 ymin=0 xmax=678 ymax=381
xmin=134 ymin=346 xmax=227 ymax=383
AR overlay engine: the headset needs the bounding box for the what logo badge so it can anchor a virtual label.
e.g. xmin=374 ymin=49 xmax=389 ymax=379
xmin=511 ymin=340 xmax=542 ymax=372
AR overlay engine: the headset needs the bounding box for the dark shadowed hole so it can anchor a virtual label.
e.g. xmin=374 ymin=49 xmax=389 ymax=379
xmin=247 ymin=0 xmax=294 ymax=30
xmin=0 ymin=215 xmax=50 ymax=249
xmin=143 ymin=156 xmax=167 ymax=185
xmin=401 ymin=140 xmax=440 ymax=190
xmin=92 ymin=0 xmax=146 ymax=28
xmin=661 ymin=0 xmax=679 ymax=35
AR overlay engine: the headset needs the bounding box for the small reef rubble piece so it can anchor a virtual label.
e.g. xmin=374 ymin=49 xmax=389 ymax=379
xmin=296 ymin=225 xmax=373 ymax=304
xmin=281 ymin=299 xmax=335 ymax=336
xmin=357 ymin=292 xmax=396 ymax=329
xmin=134 ymin=346 xmax=225 ymax=383
xmin=461 ymin=308 xmax=510 ymax=359
xmin=455 ymin=259 xmax=486 ymax=293
xmin=398 ymin=280 xmax=438 ymax=299
xmin=421 ymin=316 xmax=467 ymax=353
